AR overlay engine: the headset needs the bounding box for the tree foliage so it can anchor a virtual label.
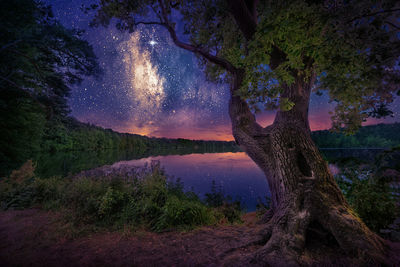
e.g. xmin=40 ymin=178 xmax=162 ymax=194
xmin=93 ymin=0 xmax=400 ymax=132
xmin=0 ymin=0 xmax=99 ymax=176
xmin=0 ymin=88 xmax=46 ymax=174
xmin=0 ymin=0 xmax=99 ymax=117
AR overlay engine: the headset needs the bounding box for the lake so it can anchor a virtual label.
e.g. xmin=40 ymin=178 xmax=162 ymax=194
xmin=111 ymin=152 xmax=269 ymax=211
xmin=34 ymin=148 xmax=386 ymax=212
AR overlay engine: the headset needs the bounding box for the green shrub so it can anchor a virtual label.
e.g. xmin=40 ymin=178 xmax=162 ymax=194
xmin=204 ymin=181 xmax=225 ymax=207
xmin=0 ymin=183 xmax=36 ymax=210
xmin=0 ymin=162 xmax=243 ymax=232
xmin=0 ymin=160 xmax=36 ymax=209
xmin=204 ymin=181 xmax=243 ymax=223
xmin=98 ymin=187 xmax=126 ymax=219
xmin=153 ymin=195 xmax=213 ymax=231
xmin=335 ymin=167 xmax=398 ymax=233
xmin=350 ymin=180 xmax=396 ymax=232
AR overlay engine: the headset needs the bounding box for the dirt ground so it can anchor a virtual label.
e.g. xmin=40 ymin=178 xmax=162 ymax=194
xmin=0 ymin=209 xmax=267 ymax=267
xmin=2 ymin=209 xmax=400 ymax=266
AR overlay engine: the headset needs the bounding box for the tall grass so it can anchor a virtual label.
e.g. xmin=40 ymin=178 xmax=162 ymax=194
xmin=0 ymin=161 xmax=242 ymax=232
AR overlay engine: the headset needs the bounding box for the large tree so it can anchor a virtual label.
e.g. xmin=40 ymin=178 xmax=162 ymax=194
xmin=93 ymin=0 xmax=400 ymax=265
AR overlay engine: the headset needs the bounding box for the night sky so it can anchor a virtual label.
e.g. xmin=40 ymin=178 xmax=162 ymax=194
xmin=48 ymin=0 xmax=399 ymax=141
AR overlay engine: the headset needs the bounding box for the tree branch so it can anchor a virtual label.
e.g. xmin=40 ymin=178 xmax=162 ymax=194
xmin=9 ymin=49 xmax=45 ymax=80
xmin=0 ymin=75 xmax=23 ymax=90
xmin=0 ymin=75 xmax=46 ymax=109
xmin=134 ymin=21 xmax=165 ymax=27
xmin=49 ymin=45 xmax=89 ymax=70
xmin=157 ymin=0 xmax=236 ymax=73
xmin=227 ymin=0 xmax=257 ymax=41
xmin=0 ymin=39 xmax=21 ymax=53
xmin=246 ymin=0 xmax=259 ymax=19
xmin=347 ymin=8 xmax=400 ymax=23
xmin=385 ymin=20 xmax=400 ymax=30
xmin=150 ymin=5 xmax=163 ymax=22
xmin=227 ymin=0 xmax=286 ymax=71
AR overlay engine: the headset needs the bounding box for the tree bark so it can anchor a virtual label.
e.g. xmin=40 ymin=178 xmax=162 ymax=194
xmin=228 ymin=69 xmax=392 ymax=265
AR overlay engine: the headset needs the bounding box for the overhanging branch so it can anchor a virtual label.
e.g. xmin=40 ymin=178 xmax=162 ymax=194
xmin=157 ymin=0 xmax=236 ymax=73
xmin=0 ymin=39 xmax=21 ymax=53
xmin=0 ymin=75 xmax=46 ymax=109
xmin=385 ymin=20 xmax=400 ymax=30
xmin=347 ymin=8 xmax=400 ymax=23
xmin=134 ymin=21 xmax=165 ymax=27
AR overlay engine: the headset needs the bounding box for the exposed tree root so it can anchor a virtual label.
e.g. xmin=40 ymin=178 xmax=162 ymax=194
xmin=227 ymin=201 xmax=397 ymax=267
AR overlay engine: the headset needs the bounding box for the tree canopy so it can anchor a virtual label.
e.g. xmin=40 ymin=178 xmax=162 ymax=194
xmin=0 ymin=0 xmax=99 ymax=175
xmin=0 ymin=0 xmax=99 ymax=117
xmin=93 ymin=0 xmax=400 ymax=132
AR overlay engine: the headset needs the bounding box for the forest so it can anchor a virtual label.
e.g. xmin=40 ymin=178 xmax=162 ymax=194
xmin=312 ymin=123 xmax=400 ymax=148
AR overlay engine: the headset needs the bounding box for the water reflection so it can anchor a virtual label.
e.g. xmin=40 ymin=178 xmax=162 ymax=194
xmin=112 ymin=152 xmax=269 ymax=212
xmin=34 ymin=148 xmax=387 ymax=212
xmin=34 ymin=145 xmax=239 ymax=178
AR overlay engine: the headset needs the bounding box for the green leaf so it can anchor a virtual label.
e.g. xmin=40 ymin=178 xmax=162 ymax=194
xmin=279 ymin=98 xmax=295 ymax=111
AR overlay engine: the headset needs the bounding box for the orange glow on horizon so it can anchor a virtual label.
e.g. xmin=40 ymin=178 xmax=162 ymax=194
xmin=79 ymin=110 xmax=395 ymax=142
xmin=116 ymin=123 xmax=235 ymax=141
xmin=114 ymin=115 xmax=349 ymax=141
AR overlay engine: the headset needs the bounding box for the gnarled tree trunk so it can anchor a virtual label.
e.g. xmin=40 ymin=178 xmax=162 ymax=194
xmin=228 ymin=69 xmax=391 ymax=266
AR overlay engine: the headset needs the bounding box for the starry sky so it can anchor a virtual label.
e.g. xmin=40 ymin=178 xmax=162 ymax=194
xmin=48 ymin=0 xmax=399 ymax=141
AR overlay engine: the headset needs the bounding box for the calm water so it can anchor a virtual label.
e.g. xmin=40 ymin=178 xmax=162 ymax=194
xmin=111 ymin=152 xmax=269 ymax=212
xmin=34 ymin=148 xmax=386 ymax=212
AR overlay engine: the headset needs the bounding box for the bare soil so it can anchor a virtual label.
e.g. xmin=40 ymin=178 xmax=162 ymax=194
xmin=1 ymin=209 xmax=399 ymax=266
xmin=0 ymin=209 xmax=265 ymax=267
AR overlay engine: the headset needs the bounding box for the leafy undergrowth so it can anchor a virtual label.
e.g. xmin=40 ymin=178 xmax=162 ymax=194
xmin=332 ymin=155 xmax=399 ymax=233
xmin=335 ymin=169 xmax=397 ymax=232
xmin=0 ymin=160 xmax=243 ymax=233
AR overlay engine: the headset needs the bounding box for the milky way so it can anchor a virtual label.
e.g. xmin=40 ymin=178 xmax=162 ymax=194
xmin=120 ymin=31 xmax=166 ymax=132
xmin=48 ymin=0 xmax=399 ymax=140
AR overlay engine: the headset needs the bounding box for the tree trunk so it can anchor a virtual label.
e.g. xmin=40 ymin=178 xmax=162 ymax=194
xmin=228 ymin=70 xmax=392 ymax=266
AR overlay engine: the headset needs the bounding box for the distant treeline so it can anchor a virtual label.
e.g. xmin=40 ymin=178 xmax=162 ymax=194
xmin=42 ymin=116 xmax=237 ymax=153
xmin=312 ymin=123 xmax=400 ymax=148
xmin=2 ymin=86 xmax=399 ymax=177
xmin=0 ymin=87 xmax=238 ymax=176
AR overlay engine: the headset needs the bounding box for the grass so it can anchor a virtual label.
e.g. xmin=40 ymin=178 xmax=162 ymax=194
xmin=0 ymin=160 xmax=243 ymax=233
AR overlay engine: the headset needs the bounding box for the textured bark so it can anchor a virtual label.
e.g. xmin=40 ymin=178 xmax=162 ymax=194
xmin=228 ymin=69 xmax=392 ymax=266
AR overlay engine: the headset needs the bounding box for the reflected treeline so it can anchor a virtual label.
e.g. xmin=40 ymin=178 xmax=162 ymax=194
xmin=36 ymin=147 xmax=392 ymax=179
xmin=34 ymin=144 xmax=240 ymax=178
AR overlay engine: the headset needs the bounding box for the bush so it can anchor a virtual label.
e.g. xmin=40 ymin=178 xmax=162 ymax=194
xmin=335 ymin=167 xmax=398 ymax=233
xmin=0 ymin=161 xmax=243 ymax=232
xmin=205 ymin=180 xmax=243 ymax=223
xmin=153 ymin=195 xmax=213 ymax=231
